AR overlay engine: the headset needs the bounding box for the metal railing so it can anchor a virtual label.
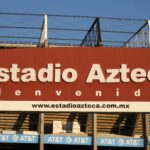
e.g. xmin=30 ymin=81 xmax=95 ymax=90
xmin=80 ymin=17 xmax=102 ymax=47
xmin=0 ymin=12 xmax=149 ymax=48
xmin=123 ymin=21 xmax=150 ymax=48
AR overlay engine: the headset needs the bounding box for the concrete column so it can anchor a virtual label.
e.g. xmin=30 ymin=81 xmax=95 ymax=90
xmin=92 ymin=113 xmax=97 ymax=150
xmin=39 ymin=113 xmax=44 ymax=150
xmin=39 ymin=14 xmax=48 ymax=47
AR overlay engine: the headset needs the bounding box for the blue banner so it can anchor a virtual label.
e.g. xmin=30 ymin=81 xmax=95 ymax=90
xmin=97 ymin=138 xmax=144 ymax=147
xmin=44 ymin=135 xmax=92 ymax=145
xmin=0 ymin=134 xmax=144 ymax=147
xmin=0 ymin=134 xmax=38 ymax=144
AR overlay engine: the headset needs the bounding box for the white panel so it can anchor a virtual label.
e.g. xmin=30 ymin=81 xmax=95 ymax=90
xmin=0 ymin=101 xmax=150 ymax=112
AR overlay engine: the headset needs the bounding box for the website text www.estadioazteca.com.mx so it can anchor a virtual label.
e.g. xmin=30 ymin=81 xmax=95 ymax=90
xmin=32 ymin=103 xmax=130 ymax=110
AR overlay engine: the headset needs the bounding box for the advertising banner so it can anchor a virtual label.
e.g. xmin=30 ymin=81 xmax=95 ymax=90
xmin=0 ymin=47 xmax=149 ymax=112
xmin=0 ymin=134 xmax=144 ymax=147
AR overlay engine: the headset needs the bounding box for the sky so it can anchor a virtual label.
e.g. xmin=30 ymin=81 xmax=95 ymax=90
xmin=0 ymin=0 xmax=149 ymax=19
xmin=0 ymin=0 xmax=149 ymax=47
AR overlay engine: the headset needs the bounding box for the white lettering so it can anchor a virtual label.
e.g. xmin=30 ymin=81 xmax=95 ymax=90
xmin=116 ymin=88 xmax=120 ymax=96
xmin=48 ymin=137 xmax=63 ymax=143
xmin=86 ymin=64 xmax=105 ymax=83
xmin=56 ymin=90 xmax=62 ymax=96
xmin=134 ymin=89 xmax=141 ymax=97
xmin=62 ymin=68 xmax=77 ymax=82
xmin=10 ymin=64 xmax=20 ymax=82
xmin=0 ymin=68 xmax=9 ymax=82
xmin=35 ymin=90 xmax=42 ymax=96
xmin=55 ymin=64 xmax=61 ymax=82
xmin=0 ymin=135 xmax=9 ymax=141
xmin=0 ymin=63 xmax=149 ymax=84
xmin=21 ymin=68 xmax=36 ymax=82
xmin=38 ymin=64 xmax=53 ymax=82
xmin=95 ymin=91 xmax=102 ymax=96
xmin=75 ymin=90 xmax=82 ymax=96
xmin=15 ymin=90 xmax=21 ymax=96
xmin=120 ymin=64 xmax=130 ymax=82
xmin=106 ymin=69 xmax=120 ymax=83
xmin=131 ymin=69 xmax=146 ymax=82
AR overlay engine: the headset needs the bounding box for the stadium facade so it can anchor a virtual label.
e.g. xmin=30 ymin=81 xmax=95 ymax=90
xmin=0 ymin=13 xmax=149 ymax=150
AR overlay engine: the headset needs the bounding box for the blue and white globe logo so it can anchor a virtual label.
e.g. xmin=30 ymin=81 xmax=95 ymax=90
xmin=66 ymin=137 xmax=72 ymax=144
xmin=12 ymin=135 xmax=19 ymax=142
xmin=117 ymin=139 xmax=124 ymax=146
